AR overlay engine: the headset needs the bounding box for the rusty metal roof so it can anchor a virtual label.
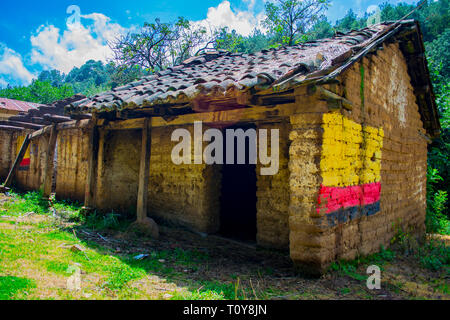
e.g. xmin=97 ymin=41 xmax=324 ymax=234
xmin=0 ymin=98 xmax=45 ymax=112
xmin=65 ymin=20 xmax=440 ymax=137
xmin=0 ymin=94 xmax=88 ymax=131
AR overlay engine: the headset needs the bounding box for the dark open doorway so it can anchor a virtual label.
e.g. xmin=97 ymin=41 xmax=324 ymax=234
xmin=219 ymin=123 xmax=257 ymax=242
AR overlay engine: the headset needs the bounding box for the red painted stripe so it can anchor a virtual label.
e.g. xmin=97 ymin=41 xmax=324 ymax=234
xmin=317 ymin=182 xmax=381 ymax=214
xmin=20 ymin=158 xmax=30 ymax=167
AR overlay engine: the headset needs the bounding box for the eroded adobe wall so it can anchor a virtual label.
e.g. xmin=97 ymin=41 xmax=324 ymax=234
xmin=12 ymin=130 xmax=47 ymax=191
xmin=95 ymin=129 xmax=141 ymax=214
xmin=256 ymin=120 xmax=291 ymax=249
xmin=335 ymin=43 xmax=428 ymax=255
xmin=288 ymin=111 xmax=328 ymax=273
xmin=288 ymin=43 xmax=428 ymax=273
xmin=147 ymin=125 xmax=221 ymax=234
xmin=55 ymin=128 xmax=89 ymax=202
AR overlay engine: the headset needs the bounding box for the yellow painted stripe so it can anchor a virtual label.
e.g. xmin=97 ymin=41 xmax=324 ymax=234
xmin=321 ymin=112 xmax=383 ymax=187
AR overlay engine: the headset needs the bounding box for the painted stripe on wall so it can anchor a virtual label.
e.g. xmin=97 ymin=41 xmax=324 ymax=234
xmin=317 ymin=182 xmax=381 ymax=214
xmin=317 ymin=113 xmax=384 ymax=225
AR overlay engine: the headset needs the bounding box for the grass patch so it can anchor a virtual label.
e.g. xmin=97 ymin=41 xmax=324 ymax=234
xmin=416 ymin=239 xmax=450 ymax=271
xmin=0 ymin=276 xmax=36 ymax=300
xmin=329 ymin=245 xmax=396 ymax=281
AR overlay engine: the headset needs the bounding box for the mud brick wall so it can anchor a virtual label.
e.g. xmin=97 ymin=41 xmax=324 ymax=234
xmin=95 ymin=129 xmax=141 ymax=213
xmin=9 ymin=130 xmax=48 ymax=191
xmin=288 ymin=43 xmax=428 ymax=273
xmin=55 ymin=128 xmax=89 ymax=203
xmin=147 ymin=124 xmax=221 ymax=234
xmin=288 ymin=111 xmax=328 ymax=273
xmin=0 ymin=130 xmax=14 ymax=180
xmin=337 ymin=43 xmax=428 ymax=256
xmin=256 ymin=120 xmax=291 ymax=249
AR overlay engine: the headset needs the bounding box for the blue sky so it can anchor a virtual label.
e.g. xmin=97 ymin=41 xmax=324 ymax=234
xmin=0 ymin=0 xmax=417 ymax=87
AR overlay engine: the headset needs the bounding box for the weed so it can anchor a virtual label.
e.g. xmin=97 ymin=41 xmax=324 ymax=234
xmin=416 ymin=239 xmax=450 ymax=271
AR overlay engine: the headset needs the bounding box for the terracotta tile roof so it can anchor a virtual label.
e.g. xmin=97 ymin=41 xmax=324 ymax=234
xmin=65 ymin=20 xmax=440 ymax=137
xmin=68 ymin=24 xmax=394 ymax=114
xmin=0 ymin=97 xmax=45 ymax=112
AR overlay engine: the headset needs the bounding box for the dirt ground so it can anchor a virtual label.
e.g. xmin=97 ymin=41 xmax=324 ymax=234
xmin=76 ymin=219 xmax=450 ymax=300
xmin=0 ymin=192 xmax=448 ymax=300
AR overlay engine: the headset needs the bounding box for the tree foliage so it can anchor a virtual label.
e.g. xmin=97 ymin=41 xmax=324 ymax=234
xmin=0 ymin=80 xmax=74 ymax=104
xmin=110 ymin=17 xmax=215 ymax=71
xmin=263 ymin=0 xmax=331 ymax=45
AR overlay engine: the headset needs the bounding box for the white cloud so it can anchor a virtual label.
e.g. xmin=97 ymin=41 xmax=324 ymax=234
xmin=30 ymin=13 xmax=127 ymax=73
xmin=0 ymin=44 xmax=35 ymax=86
xmin=195 ymin=1 xmax=265 ymax=36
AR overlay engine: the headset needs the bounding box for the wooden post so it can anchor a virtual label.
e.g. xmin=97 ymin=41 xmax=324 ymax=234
xmin=2 ymin=134 xmax=31 ymax=188
xmin=136 ymin=118 xmax=151 ymax=222
xmin=83 ymin=126 xmax=99 ymax=209
xmin=41 ymin=125 xmax=57 ymax=197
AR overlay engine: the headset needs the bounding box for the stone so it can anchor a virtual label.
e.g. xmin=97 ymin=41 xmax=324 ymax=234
xmin=70 ymin=244 xmax=85 ymax=252
xmin=128 ymin=217 xmax=159 ymax=239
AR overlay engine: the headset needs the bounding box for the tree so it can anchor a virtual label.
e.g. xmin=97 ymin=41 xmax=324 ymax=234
xmin=110 ymin=18 xmax=174 ymax=71
xmin=0 ymin=80 xmax=74 ymax=104
xmin=263 ymin=0 xmax=331 ymax=46
xmin=307 ymin=16 xmax=334 ymax=40
xmin=334 ymin=9 xmax=367 ymax=33
xmin=215 ymin=28 xmax=271 ymax=54
xmin=168 ymin=17 xmax=216 ymax=65
xmin=110 ymin=17 xmax=216 ymax=71
xmin=37 ymin=70 xmax=65 ymax=87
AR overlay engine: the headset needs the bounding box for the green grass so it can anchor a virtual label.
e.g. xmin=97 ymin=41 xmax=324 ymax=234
xmin=0 ymin=276 xmax=36 ymax=300
xmin=329 ymin=245 xmax=396 ymax=281
xmin=0 ymin=191 xmax=232 ymax=299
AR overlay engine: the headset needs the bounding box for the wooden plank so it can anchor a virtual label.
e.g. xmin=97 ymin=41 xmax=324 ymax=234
xmin=3 ymin=134 xmax=31 ymax=188
xmin=105 ymin=118 xmax=145 ymax=131
xmin=136 ymin=118 xmax=151 ymax=222
xmin=70 ymin=114 xmax=92 ymax=120
xmin=0 ymin=121 xmax=43 ymax=130
xmin=30 ymin=126 xmax=52 ymax=139
xmin=104 ymin=102 xmax=315 ymax=131
xmin=83 ymin=126 xmax=99 ymax=208
xmin=43 ymin=114 xmax=72 ymax=123
xmin=0 ymin=125 xmax=25 ymax=131
xmin=40 ymin=125 xmax=58 ymax=197
xmin=56 ymin=119 xmax=92 ymax=131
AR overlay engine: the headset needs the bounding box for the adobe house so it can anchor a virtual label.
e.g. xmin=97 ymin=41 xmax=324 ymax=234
xmin=1 ymin=21 xmax=440 ymax=274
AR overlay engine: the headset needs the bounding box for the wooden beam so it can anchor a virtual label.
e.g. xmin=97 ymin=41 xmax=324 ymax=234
xmin=31 ymin=117 xmax=52 ymax=125
xmin=3 ymin=134 xmax=31 ymax=188
xmin=0 ymin=125 xmax=24 ymax=131
xmin=303 ymin=86 xmax=354 ymax=111
xmin=83 ymin=126 xmax=99 ymax=209
xmin=43 ymin=114 xmax=72 ymax=123
xmin=29 ymin=126 xmax=52 ymax=140
xmin=40 ymin=125 xmax=58 ymax=197
xmin=70 ymin=113 xmax=92 ymax=120
xmin=0 ymin=120 xmax=43 ymax=130
xmin=104 ymin=102 xmax=319 ymax=131
xmin=56 ymin=119 xmax=92 ymax=131
xmin=136 ymin=118 xmax=151 ymax=222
